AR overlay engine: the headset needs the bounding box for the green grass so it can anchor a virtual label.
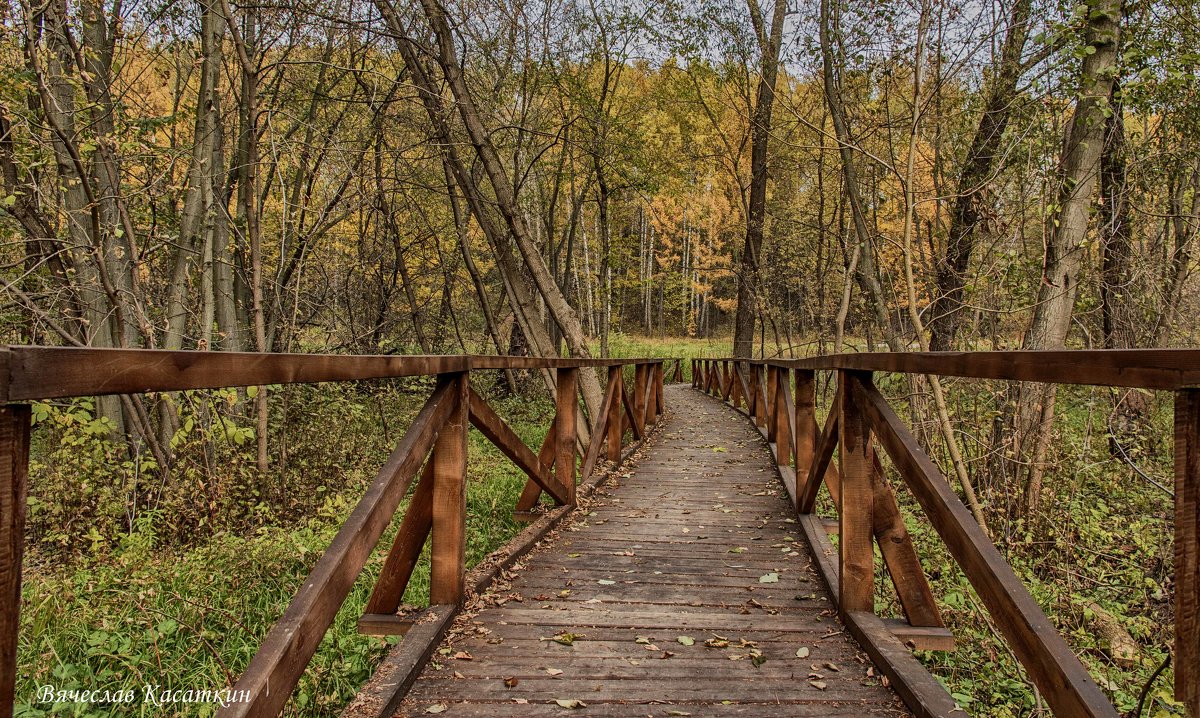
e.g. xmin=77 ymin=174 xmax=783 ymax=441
xmin=16 ymin=386 xmax=553 ymax=718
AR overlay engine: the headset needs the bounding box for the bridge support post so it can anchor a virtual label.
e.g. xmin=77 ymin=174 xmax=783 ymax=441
xmin=774 ymin=368 xmax=792 ymax=471
xmin=838 ymin=371 xmax=874 ymax=614
xmin=0 ymin=405 xmax=29 ymax=718
xmin=557 ymin=368 xmax=578 ymax=505
xmin=795 ymin=371 xmax=816 ymax=515
xmin=1175 ymin=389 xmax=1200 ymax=716
xmin=430 ymin=373 xmax=468 ymax=606
xmin=608 ymin=367 xmax=623 ymax=463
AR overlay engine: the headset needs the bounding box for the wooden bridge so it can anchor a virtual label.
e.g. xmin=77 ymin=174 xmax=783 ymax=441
xmin=0 ymin=347 xmax=1197 ymax=717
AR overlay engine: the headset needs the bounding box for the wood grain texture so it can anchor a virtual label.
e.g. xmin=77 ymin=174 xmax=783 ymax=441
xmin=795 ymin=370 xmax=816 ymax=514
xmin=364 ymin=462 xmax=435 ymax=616
xmin=0 ymin=406 xmax=29 ymax=718
xmin=388 ymin=385 xmax=911 ymax=718
xmin=221 ymin=377 xmax=457 ymax=718
xmin=837 ymin=372 xmax=874 ymax=614
xmin=1175 ymin=390 xmax=1200 ymax=715
xmin=431 ymin=374 xmax=469 ymax=605
xmin=852 ymin=374 xmax=1118 ymax=718
xmin=467 ymin=388 xmax=568 ymax=505
xmin=555 ymin=369 xmax=579 ymax=506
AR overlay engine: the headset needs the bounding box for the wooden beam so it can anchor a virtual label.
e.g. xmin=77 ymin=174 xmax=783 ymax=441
xmin=222 ymin=377 xmax=457 ymax=718
xmin=467 ymin=388 xmax=568 ymax=505
xmin=363 ymin=462 xmax=435 ymax=616
xmin=838 ymin=371 xmax=874 ymax=614
xmin=774 ymin=368 xmax=792 ymax=469
xmin=356 ymin=614 xmax=415 ymax=637
xmin=0 ymin=405 xmax=29 ymax=718
xmin=556 ymin=368 xmax=579 ymax=506
xmin=799 ymin=387 xmax=841 ymax=513
xmin=881 ymin=618 xmax=956 ymax=652
xmin=430 ymin=373 xmax=469 ymax=606
xmin=1176 ymin=390 xmax=1200 ymax=716
xmin=795 ymin=370 xmax=816 ymax=515
xmin=852 ymin=373 xmax=1119 ymax=718
xmin=607 ymin=368 xmax=623 ymax=463
xmin=580 ymin=369 xmax=621 ymax=480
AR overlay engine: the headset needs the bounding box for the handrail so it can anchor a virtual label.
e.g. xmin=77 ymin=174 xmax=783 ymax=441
xmin=691 ymin=355 xmax=1198 ymax=718
xmin=0 ymin=347 xmax=677 ymax=718
xmin=0 ymin=345 xmax=666 ymax=401
xmin=701 ymin=348 xmax=1200 ymax=389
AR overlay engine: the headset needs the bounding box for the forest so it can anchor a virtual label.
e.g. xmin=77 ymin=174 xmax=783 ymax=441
xmin=0 ymin=0 xmax=1197 ymax=713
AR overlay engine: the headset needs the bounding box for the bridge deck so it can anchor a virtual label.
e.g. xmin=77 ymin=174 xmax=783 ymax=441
xmin=386 ymin=385 xmax=911 ymax=717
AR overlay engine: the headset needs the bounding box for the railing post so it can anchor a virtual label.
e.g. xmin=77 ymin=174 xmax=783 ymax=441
xmin=838 ymin=371 xmax=874 ymax=614
xmin=1175 ymin=389 xmax=1200 ymax=716
xmin=557 ymin=368 xmax=579 ymax=505
xmin=429 ymin=373 xmax=468 ymax=605
xmin=754 ymin=366 xmax=767 ymax=428
xmin=633 ymin=364 xmax=648 ymax=430
xmin=795 ymin=370 xmax=816 ymax=514
xmin=1 ymin=405 xmax=30 ymax=718
xmin=608 ymin=366 xmax=623 ymax=462
xmin=766 ymin=366 xmax=778 ymax=444
xmin=774 ymin=367 xmax=791 ymax=470
xmin=654 ymin=362 xmax=665 ymax=418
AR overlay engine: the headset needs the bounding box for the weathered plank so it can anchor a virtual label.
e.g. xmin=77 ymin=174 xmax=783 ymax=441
xmin=852 ymin=373 xmax=1118 ymax=718
xmin=0 ymin=406 xmax=29 ymax=718
xmin=1175 ymin=389 xmax=1200 ymax=715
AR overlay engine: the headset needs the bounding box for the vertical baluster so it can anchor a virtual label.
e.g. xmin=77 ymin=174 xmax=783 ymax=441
xmin=1175 ymin=389 xmax=1200 ymax=715
xmin=775 ymin=367 xmax=792 ymax=471
xmin=0 ymin=405 xmax=30 ymax=718
xmin=557 ymin=368 xmax=579 ymax=505
xmin=429 ymin=373 xmax=468 ymax=606
xmin=838 ymin=371 xmax=874 ymax=614
xmin=766 ymin=366 xmax=778 ymax=444
xmin=794 ymin=370 xmax=816 ymax=515
xmin=608 ymin=366 xmax=623 ymax=462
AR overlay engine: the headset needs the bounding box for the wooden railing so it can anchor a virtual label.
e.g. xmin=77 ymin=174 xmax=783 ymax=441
xmin=0 ymin=346 xmax=671 ymax=718
xmin=693 ymin=352 xmax=1199 ymax=718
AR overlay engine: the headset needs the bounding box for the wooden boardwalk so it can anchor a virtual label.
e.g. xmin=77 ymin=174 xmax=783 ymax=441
xmin=387 ymin=385 xmax=911 ymax=717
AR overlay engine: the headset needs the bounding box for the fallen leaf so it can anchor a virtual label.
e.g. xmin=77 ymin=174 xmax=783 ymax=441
xmin=809 ymin=680 xmax=828 ymax=690
xmin=677 ymin=635 xmax=695 ymax=646
xmin=503 ymin=677 xmax=519 ymax=688
xmin=759 ymin=573 xmax=780 ymax=583
xmin=452 ymin=651 xmax=473 ymax=660
xmin=545 ymin=668 xmax=564 ymax=676
xmin=597 ymin=579 xmax=616 ymax=585
xmin=453 ymin=671 xmax=465 ymax=679
xmin=668 ymin=712 xmax=692 ymax=716
xmin=555 ymin=699 xmax=587 ymax=709
xmin=634 ymin=636 xmax=652 ymax=644
xmin=795 ymin=646 xmax=810 ymax=658
xmin=425 ymin=705 xmax=447 ymax=714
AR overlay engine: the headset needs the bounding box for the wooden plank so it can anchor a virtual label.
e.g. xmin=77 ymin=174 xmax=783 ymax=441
xmin=514 ymin=415 xmax=558 ymax=514
xmin=431 ymin=374 xmax=469 ymax=606
xmin=719 ymin=349 xmax=1200 ymax=390
xmin=0 ymin=405 xmax=29 ymax=718
xmin=767 ymin=366 xmax=778 ymax=443
xmin=843 ymin=612 xmax=963 ymax=718
xmin=852 ymin=373 xmax=1119 ymax=718
xmin=579 ymin=369 xmax=620 ymax=480
xmin=555 ymin=369 xmax=579 ymax=506
xmin=881 ymin=618 xmax=956 ymax=652
xmin=838 ymin=371 xmax=874 ymax=615
xmin=342 ymin=605 xmax=456 ymax=718
xmin=799 ymin=387 xmax=841 ymax=513
xmin=774 ymin=367 xmax=793 ymax=469
xmin=1175 ymin=390 xmax=1200 ymax=715
xmin=363 ymin=461 xmax=435 ymax=616
xmin=620 ymin=376 xmax=645 ymax=440
xmin=653 ymin=362 xmax=665 ymax=417
xmin=606 ymin=368 xmax=623 ymax=463
xmin=467 ymin=388 xmax=569 ymax=505
xmin=222 ymin=377 xmax=457 ymax=718
xmin=633 ymin=364 xmax=648 ymax=432
xmin=357 ymin=614 xmax=415 ymax=637
xmin=795 ymin=370 xmax=816 ymax=514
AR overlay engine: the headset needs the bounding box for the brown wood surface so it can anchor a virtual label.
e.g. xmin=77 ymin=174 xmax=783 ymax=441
xmin=710 ymin=349 xmax=1200 ymax=390
xmin=221 ymin=377 xmax=458 ymax=718
xmin=607 ymin=368 xmax=623 ymax=463
xmin=388 ymin=385 xmax=911 ymax=717
xmin=838 ymin=372 xmax=874 ymax=615
xmin=800 ymin=388 xmax=841 ymax=513
xmin=580 ymin=369 xmax=621 ymax=481
xmin=851 ymin=374 xmax=1119 ymax=718
xmin=468 ymin=388 xmax=569 ymax=505
xmin=431 ymin=374 xmax=469 ymax=605
xmin=0 ymin=406 xmax=29 ymax=718
xmin=794 ymin=371 xmax=816 ymax=514
xmin=1175 ymin=390 xmax=1200 ymax=715
xmin=556 ymin=369 xmax=579 ymax=506
xmin=364 ymin=462 xmax=436 ymax=616
xmin=0 ymin=346 xmax=665 ymax=402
